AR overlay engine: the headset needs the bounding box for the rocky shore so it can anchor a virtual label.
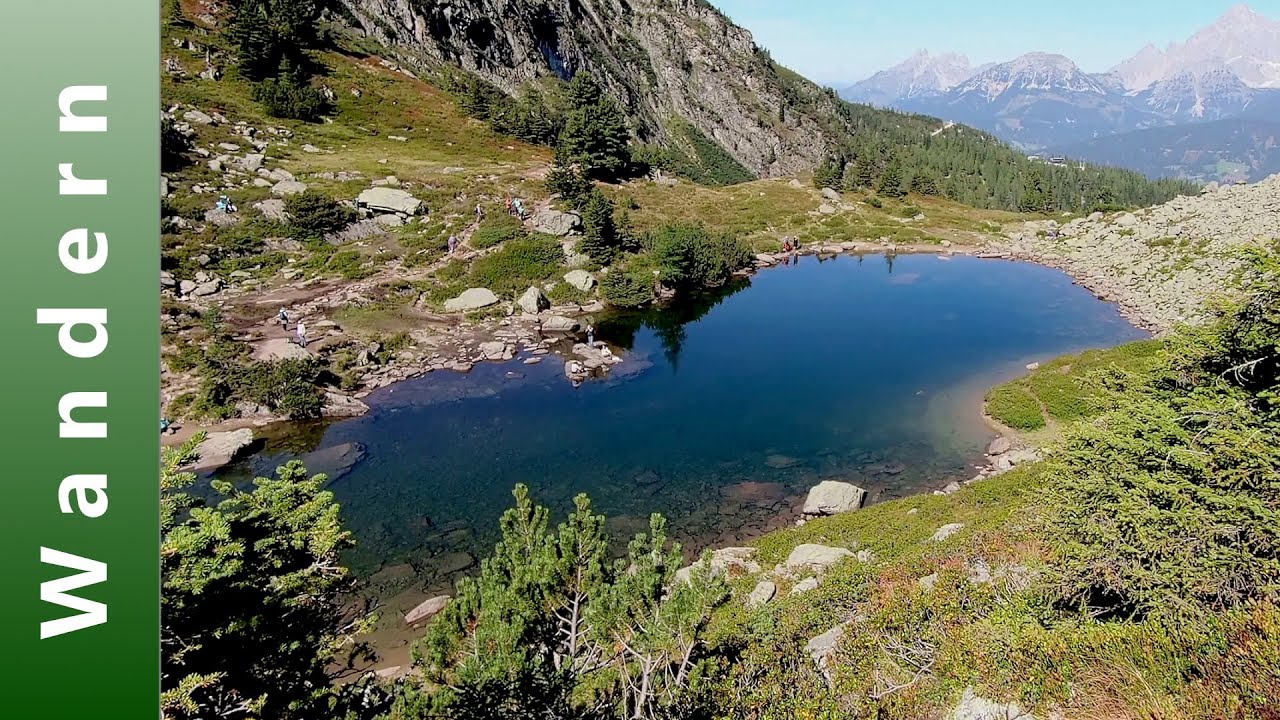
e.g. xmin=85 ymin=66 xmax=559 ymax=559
xmin=995 ymin=174 xmax=1280 ymax=333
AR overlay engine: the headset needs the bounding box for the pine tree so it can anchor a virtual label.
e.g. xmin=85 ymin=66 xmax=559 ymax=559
xmin=877 ymin=157 xmax=906 ymax=198
xmin=557 ymin=72 xmax=632 ymax=179
xmin=577 ymin=189 xmax=619 ymax=266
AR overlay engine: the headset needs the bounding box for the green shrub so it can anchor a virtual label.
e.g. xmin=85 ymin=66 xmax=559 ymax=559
xmin=468 ymin=235 xmax=565 ymax=294
xmin=285 ymin=191 xmax=356 ymax=236
xmin=546 ymin=281 xmax=592 ymax=306
xmin=326 ymin=250 xmax=372 ymax=280
xmin=649 ymin=223 xmax=753 ymax=290
xmin=867 ymin=196 xmax=883 ymax=209
xmin=253 ymin=76 xmax=328 ymax=121
xmin=470 ymin=214 xmax=526 ymax=250
xmin=985 ymin=385 xmax=1045 ymax=430
xmin=601 ymin=270 xmax=655 ymax=308
xmin=1027 ymin=371 xmax=1092 ymax=421
xmin=240 ymin=358 xmax=327 ymax=419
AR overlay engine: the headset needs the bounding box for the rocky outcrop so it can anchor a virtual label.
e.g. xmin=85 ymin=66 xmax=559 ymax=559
xmin=945 ymin=687 xmax=1037 ymax=720
xmin=357 ymin=186 xmax=423 ymax=216
xmin=532 ymin=210 xmax=581 ymax=236
xmin=746 ymin=580 xmax=776 ymax=607
xmin=563 ymin=269 xmax=597 ymax=292
xmin=336 ymin=0 xmax=858 ymax=177
xmin=518 ymin=286 xmax=550 ymax=314
xmin=404 ymin=595 xmax=450 ymax=625
xmin=783 ymin=544 xmax=855 ymax=572
xmin=1000 ymin=174 xmax=1280 ymax=331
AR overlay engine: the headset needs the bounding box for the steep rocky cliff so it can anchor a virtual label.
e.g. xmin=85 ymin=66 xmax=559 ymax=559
xmin=336 ymin=0 xmax=840 ymax=177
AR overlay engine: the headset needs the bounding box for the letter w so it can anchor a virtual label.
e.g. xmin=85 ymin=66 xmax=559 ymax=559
xmin=39 ymin=547 xmax=106 ymax=639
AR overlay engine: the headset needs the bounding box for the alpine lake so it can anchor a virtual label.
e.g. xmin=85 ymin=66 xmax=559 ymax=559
xmin=215 ymin=252 xmax=1146 ymax=633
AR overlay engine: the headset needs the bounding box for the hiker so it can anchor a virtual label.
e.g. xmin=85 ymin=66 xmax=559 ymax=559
xmin=505 ymin=197 xmax=514 ymax=216
xmin=448 ymin=235 xmax=458 ymax=254
xmin=782 ymin=239 xmax=791 ymax=253
xmin=513 ymin=198 xmax=526 ymax=218
xmin=475 ymin=203 xmax=484 ymax=221
xmin=216 ymin=195 xmax=229 ymax=212
xmin=586 ymin=323 xmax=595 ymax=346
xmin=600 ymin=345 xmax=613 ymax=360
xmin=296 ymin=321 xmax=307 ymax=348
xmin=276 ymin=307 xmax=290 ymax=329
xmin=534 ymin=317 xmax=543 ymax=339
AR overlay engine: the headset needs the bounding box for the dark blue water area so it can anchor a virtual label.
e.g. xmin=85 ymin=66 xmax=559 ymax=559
xmin=219 ymin=253 xmax=1146 ymax=581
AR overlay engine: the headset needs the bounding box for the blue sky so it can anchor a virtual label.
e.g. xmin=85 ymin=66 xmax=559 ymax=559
xmin=708 ymin=1 xmax=1280 ymax=85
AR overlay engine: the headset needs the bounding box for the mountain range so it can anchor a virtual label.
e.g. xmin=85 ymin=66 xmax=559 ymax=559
xmin=840 ymin=4 xmax=1280 ymax=182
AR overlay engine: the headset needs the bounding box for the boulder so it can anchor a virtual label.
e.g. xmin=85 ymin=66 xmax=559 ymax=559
xmin=986 ymin=436 xmax=1012 ymax=456
xmin=444 ymin=288 xmax=499 ymax=312
xmin=271 ymin=180 xmax=308 ymax=196
xmin=789 ymin=577 xmax=820 ymax=595
xmin=253 ymin=198 xmax=287 ymax=222
xmin=532 ymin=209 xmax=581 ymax=236
xmin=805 ymin=625 xmax=845 ymax=673
xmin=784 ymin=544 xmax=855 ymax=572
xmin=239 ymin=153 xmax=264 ymax=172
xmin=540 ymin=315 xmax=580 ymax=333
xmin=931 ymin=523 xmax=965 ymax=542
xmin=182 ymin=109 xmax=213 ymax=125
xmin=191 ymin=278 xmax=223 ymax=297
xmin=746 ymin=580 xmax=776 ymax=608
xmin=188 ymin=429 xmax=255 ymax=472
xmin=178 ymin=279 xmax=197 ymax=295
xmin=563 ymin=269 xmax=597 ymax=292
xmin=479 ymin=341 xmax=510 ymax=360
xmin=518 ymin=286 xmax=550 ymax=314
xmin=945 ymin=687 xmax=1035 ymax=720
xmin=675 ymin=547 xmax=761 ymax=585
xmin=818 ymin=203 xmax=837 ymax=215
xmin=322 ymin=392 xmax=370 ymax=418
xmin=821 ymin=187 xmax=841 ymax=202
xmin=357 ymin=187 xmax=423 ymax=215
xmin=404 ymin=595 xmax=450 ymax=625
xmin=300 ymin=442 xmax=366 ymax=482
xmin=801 ymin=480 xmax=866 ymax=516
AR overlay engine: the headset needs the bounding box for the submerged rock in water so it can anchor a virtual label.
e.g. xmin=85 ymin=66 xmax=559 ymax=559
xmin=404 ymin=595 xmax=450 ymax=625
xmin=801 ymin=480 xmax=866 ymax=517
xmin=765 ymin=454 xmax=802 ymax=469
xmin=301 ymin=442 xmax=366 ymax=482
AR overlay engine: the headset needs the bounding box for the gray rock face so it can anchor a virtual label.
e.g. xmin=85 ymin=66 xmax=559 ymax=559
xmin=253 ymin=198 xmax=287 ymax=222
xmin=339 ymin=0 xmax=848 ymax=177
xmin=518 ymin=286 xmax=550 ymax=314
xmin=182 ymin=109 xmax=213 ymax=125
xmin=188 ymin=429 xmax=255 ymax=472
xmin=191 ymin=278 xmax=223 ymax=297
xmin=444 ymin=288 xmax=500 ymax=312
xmin=784 ymin=544 xmax=855 ymax=572
xmin=746 ymin=580 xmax=776 ymax=607
xmin=404 ymin=595 xmax=450 ymax=625
xmin=533 ymin=210 xmax=582 ymax=236
xmin=357 ymin=187 xmax=423 ymax=215
xmin=821 ymin=187 xmax=841 ymax=202
xmin=801 ymin=480 xmax=867 ymax=516
xmin=322 ymin=392 xmax=371 ymax=418
xmin=563 ymin=269 xmax=597 ymax=292
xmin=675 ymin=547 xmax=760 ymax=584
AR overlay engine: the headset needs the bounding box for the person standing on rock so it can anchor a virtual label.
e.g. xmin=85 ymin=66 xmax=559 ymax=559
xmin=448 ymin=235 xmax=458 ymax=254
xmin=586 ymin=323 xmax=595 ymax=346
xmin=296 ymin=321 xmax=307 ymax=348
xmin=277 ymin=307 xmax=290 ymax=329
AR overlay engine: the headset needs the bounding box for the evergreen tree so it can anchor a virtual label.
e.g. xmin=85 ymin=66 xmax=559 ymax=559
xmin=1019 ymin=168 xmax=1053 ymax=213
xmin=876 ymin=157 xmax=906 ymax=198
xmin=911 ymin=171 xmax=940 ymax=196
xmin=557 ymin=72 xmax=632 ymax=179
xmin=577 ymin=189 xmax=619 ymax=266
xmin=224 ymin=0 xmax=322 ymax=81
xmin=812 ymin=155 xmax=843 ymax=189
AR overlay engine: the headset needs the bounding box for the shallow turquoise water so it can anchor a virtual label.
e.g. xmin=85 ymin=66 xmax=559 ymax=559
xmin=222 ymin=253 xmax=1146 ymax=580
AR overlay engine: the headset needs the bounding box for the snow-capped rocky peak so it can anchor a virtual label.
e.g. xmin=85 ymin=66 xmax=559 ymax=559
xmin=954 ymin=53 xmax=1110 ymax=101
xmin=1112 ymin=3 xmax=1280 ymax=89
xmin=842 ymin=49 xmax=975 ymax=105
xmin=1141 ymin=64 xmax=1254 ymax=119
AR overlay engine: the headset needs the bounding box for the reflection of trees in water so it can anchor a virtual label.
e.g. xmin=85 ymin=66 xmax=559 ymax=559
xmin=599 ymin=277 xmax=751 ymax=371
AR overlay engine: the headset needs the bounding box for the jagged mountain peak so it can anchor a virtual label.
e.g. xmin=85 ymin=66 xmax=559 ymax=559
xmin=952 ymin=52 xmax=1110 ymax=101
xmin=842 ymin=49 xmax=974 ymax=105
xmin=1113 ymin=3 xmax=1280 ymax=90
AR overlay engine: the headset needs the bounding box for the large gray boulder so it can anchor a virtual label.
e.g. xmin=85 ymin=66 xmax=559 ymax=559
xmin=533 ymin=209 xmax=581 ymax=236
xmin=746 ymin=580 xmax=776 ymax=608
xmin=805 ymin=625 xmax=845 ymax=674
xmin=784 ymin=544 xmax=855 ymax=572
xmin=444 ymin=288 xmax=499 ymax=312
xmin=357 ymin=187 xmax=422 ymax=216
xmin=518 ymin=286 xmax=550 ymax=314
xmin=271 ymin=180 xmax=308 ymax=196
xmin=563 ymin=269 xmax=597 ymax=292
xmin=821 ymin=187 xmax=841 ymax=202
xmin=675 ymin=547 xmax=760 ymax=585
xmin=801 ymin=480 xmax=866 ymax=517
xmin=540 ymin=315 xmax=580 ymax=332
xmin=187 ymin=429 xmax=255 ymax=472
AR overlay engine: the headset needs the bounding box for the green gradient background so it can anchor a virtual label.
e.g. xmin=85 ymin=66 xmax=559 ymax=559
xmin=0 ymin=1 xmax=159 ymax=717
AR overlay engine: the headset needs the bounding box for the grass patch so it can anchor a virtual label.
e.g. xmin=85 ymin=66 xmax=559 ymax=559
xmin=985 ymin=385 xmax=1046 ymax=430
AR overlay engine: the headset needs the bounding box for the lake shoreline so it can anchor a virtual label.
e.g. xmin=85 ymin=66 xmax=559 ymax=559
xmin=163 ymin=237 xmax=1167 ymax=449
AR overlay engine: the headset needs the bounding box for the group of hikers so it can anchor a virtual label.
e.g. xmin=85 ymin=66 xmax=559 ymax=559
xmin=781 ymin=237 xmax=800 ymax=253
xmin=276 ymin=308 xmax=308 ymax=347
xmin=216 ymin=194 xmax=238 ymax=213
xmin=505 ymin=197 xmax=527 ymax=218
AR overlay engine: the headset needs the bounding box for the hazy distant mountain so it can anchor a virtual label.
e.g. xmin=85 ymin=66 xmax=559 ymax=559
xmin=837 ymin=3 xmax=1280 ymax=176
xmin=1112 ymin=3 xmax=1280 ymax=90
xmin=841 ymin=50 xmax=976 ymax=106
xmin=1052 ymin=118 xmax=1280 ymax=183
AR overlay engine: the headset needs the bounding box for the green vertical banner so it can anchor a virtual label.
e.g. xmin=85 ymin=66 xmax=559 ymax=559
xmin=0 ymin=1 xmax=159 ymax=717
